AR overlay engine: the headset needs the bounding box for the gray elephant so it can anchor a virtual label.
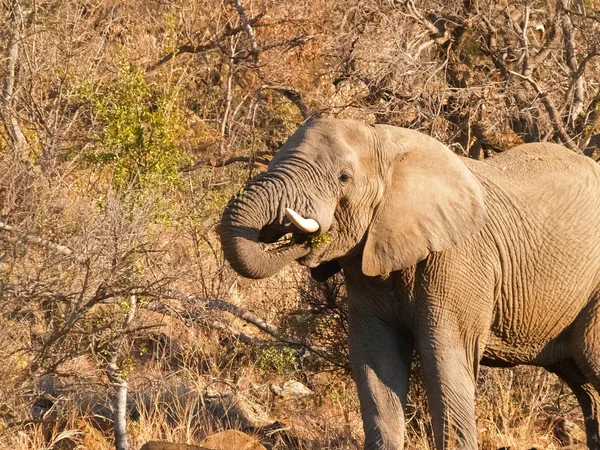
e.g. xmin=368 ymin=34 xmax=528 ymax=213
xmin=219 ymin=118 xmax=600 ymax=450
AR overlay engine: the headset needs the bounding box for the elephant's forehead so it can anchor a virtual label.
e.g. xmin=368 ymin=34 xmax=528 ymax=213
xmin=272 ymin=119 xmax=374 ymax=167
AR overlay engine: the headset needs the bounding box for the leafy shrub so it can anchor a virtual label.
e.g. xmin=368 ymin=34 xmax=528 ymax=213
xmin=256 ymin=345 xmax=298 ymax=376
xmin=80 ymin=62 xmax=185 ymax=193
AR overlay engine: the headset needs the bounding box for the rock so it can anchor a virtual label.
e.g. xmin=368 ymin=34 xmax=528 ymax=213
xmin=140 ymin=442 xmax=208 ymax=450
xmin=200 ymin=430 xmax=266 ymax=450
xmin=270 ymin=380 xmax=313 ymax=399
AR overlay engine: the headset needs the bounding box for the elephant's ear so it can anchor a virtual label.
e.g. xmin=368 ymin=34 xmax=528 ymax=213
xmin=362 ymin=142 xmax=487 ymax=277
xmin=310 ymin=260 xmax=341 ymax=282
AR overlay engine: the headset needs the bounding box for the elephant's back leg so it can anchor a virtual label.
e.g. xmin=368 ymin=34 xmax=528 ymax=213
xmin=565 ymin=294 xmax=600 ymax=449
xmin=570 ymin=295 xmax=600 ymax=386
xmin=549 ymin=360 xmax=600 ymax=449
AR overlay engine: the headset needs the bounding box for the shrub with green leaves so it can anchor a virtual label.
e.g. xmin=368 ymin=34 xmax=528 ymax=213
xmin=81 ymin=62 xmax=185 ymax=193
xmin=256 ymin=345 xmax=298 ymax=376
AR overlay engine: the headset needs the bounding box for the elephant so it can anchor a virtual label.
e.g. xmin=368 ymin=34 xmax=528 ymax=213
xmin=219 ymin=118 xmax=600 ymax=450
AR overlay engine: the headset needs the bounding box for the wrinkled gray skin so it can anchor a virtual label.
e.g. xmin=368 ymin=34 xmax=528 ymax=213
xmin=219 ymin=118 xmax=600 ymax=450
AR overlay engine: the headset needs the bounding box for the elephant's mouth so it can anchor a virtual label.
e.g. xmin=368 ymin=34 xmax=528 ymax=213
xmin=257 ymin=221 xmax=330 ymax=267
xmin=258 ymin=221 xmax=311 ymax=247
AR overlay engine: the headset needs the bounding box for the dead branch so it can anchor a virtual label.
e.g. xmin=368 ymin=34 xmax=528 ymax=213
xmin=579 ymin=90 xmax=600 ymax=150
xmin=540 ymin=95 xmax=581 ymax=152
xmin=1 ymin=0 xmax=27 ymax=155
xmin=207 ymin=298 xmax=281 ymax=336
xmin=562 ymin=6 xmax=600 ymax=22
xmin=560 ymin=1 xmax=585 ymax=124
xmin=168 ymin=294 xmax=348 ymax=369
xmin=526 ymin=23 xmax=560 ymax=76
xmin=562 ymin=49 xmax=599 ymax=119
xmin=261 ymin=84 xmax=311 ymax=119
xmin=520 ymin=2 xmax=531 ymax=76
xmin=401 ymin=0 xmax=457 ymax=58
xmin=147 ymin=12 xmax=265 ymax=71
xmin=0 ymin=221 xmax=80 ymax=260
xmin=402 ymin=0 xmax=443 ymax=35
xmin=509 ymin=71 xmax=580 ymax=152
xmin=179 ymin=154 xmax=271 ymax=173
xmin=230 ymin=0 xmax=260 ymax=63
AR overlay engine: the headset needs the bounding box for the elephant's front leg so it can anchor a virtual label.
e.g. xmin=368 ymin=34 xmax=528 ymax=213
xmin=349 ymin=311 xmax=413 ymax=450
xmin=417 ymin=327 xmax=481 ymax=450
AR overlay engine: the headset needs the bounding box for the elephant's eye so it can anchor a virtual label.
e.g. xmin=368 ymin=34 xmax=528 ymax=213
xmin=338 ymin=172 xmax=352 ymax=184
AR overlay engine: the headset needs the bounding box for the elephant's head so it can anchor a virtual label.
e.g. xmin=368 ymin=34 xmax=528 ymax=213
xmin=219 ymin=119 xmax=486 ymax=279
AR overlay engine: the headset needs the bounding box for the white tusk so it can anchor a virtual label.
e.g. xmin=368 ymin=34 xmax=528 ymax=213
xmin=285 ymin=208 xmax=320 ymax=233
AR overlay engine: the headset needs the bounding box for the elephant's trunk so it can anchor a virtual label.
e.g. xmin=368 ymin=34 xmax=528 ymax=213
xmin=219 ymin=178 xmax=311 ymax=279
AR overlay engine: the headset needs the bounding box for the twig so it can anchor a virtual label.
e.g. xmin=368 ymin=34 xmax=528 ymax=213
xmin=261 ymin=84 xmax=311 ymax=119
xmin=146 ymin=12 xmax=265 ymax=71
xmin=560 ymin=1 xmax=585 ymax=124
xmin=179 ymin=155 xmax=271 ymax=173
xmin=230 ymin=0 xmax=259 ymax=63
xmin=180 ymin=294 xmax=349 ymax=369
xmin=509 ymin=71 xmax=580 ymax=152
xmin=0 ymin=221 xmax=83 ymax=260
xmin=1 ymin=0 xmax=27 ymax=155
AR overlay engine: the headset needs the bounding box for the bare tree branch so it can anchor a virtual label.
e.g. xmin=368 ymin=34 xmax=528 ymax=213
xmin=579 ymin=90 xmax=600 ymax=150
xmin=261 ymin=84 xmax=311 ymax=119
xmin=401 ymin=0 xmax=456 ymax=58
xmin=146 ymin=12 xmax=265 ymax=72
xmin=526 ymin=22 xmax=561 ymax=76
xmin=1 ymin=0 xmax=27 ymax=155
xmin=230 ymin=0 xmax=260 ymax=63
xmin=560 ymin=0 xmax=585 ymax=125
xmin=179 ymin=154 xmax=271 ymax=173
xmin=0 ymin=221 xmax=80 ymax=259
xmin=520 ymin=1 xmax=531 ymax=75
xmin=509 ymin=71 xmax=580 ymax=151
xmin=169 ymin=295 xmax=349 ymax=369
xmin=562 ymin=6 xmax=600 ymax=22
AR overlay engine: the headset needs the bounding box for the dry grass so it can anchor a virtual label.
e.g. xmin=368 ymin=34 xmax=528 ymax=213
xmin=0 ymin=288 xmax=588 ymax=450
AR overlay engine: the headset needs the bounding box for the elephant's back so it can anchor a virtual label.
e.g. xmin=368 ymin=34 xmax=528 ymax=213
xmin=466 ymin=142 xmax=600 ymax=184
xmin=465 ymin=143 xmax=600 ymax=361
xmin=465 ymin=142 xmax=600 ymax=220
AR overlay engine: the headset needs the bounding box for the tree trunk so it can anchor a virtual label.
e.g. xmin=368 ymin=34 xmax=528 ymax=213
xmin=1 ymin=0 xmax=26 ymax=156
